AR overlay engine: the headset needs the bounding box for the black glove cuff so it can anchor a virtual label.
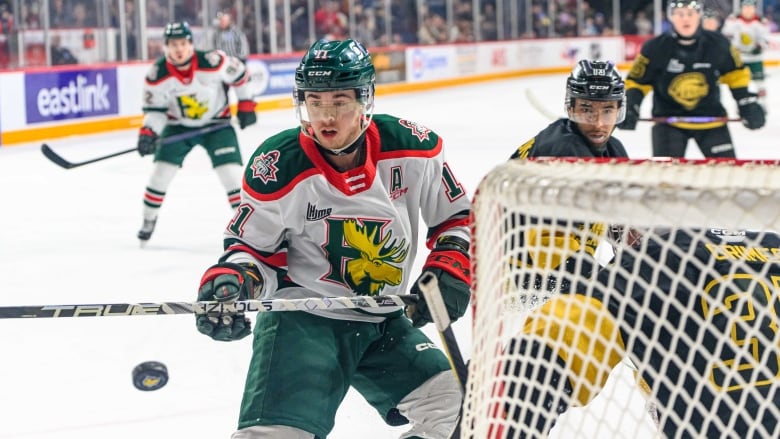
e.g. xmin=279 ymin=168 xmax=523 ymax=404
xmin=731 ymin=87 xmax=754 ymax=101
xmin=434 ymin=235 xmax=469 ymax=255
xmin=625 ymin=88 xmax=644 ymax=108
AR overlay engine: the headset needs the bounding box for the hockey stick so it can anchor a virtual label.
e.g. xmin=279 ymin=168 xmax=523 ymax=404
xmin=41 ymin=122 xmax=233 ymax=169
xmin=525 ymin=87 xmax=744 ymax=125
xmin=525 ymin=87 xmax=562 ymax=121
xmin=416 ymin=272 xmax=469 ymax=439
xmin=640 ymin=116 xmax=742 ymax=123
xmin=0 ymin=294 xmax=417 ymax=319
xmin=416 ymin=272 xmax=468 ymax=388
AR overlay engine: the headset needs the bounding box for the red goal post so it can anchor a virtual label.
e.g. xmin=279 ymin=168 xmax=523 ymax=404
xmin=466 ymin=158 xmax=780 ymax=438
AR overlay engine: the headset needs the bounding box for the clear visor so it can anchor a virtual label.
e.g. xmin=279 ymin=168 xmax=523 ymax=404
xmin=294 ymin=90 xmax=375 ymax=138
xmin=566 ymin=98 xmax=626 ymax=125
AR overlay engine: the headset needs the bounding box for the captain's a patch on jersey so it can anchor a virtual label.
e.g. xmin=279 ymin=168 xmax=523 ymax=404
xmin=399 ymin=119 xmax=431 ymax=142
xmin=251 ymin=150 xmax=280 ymax=183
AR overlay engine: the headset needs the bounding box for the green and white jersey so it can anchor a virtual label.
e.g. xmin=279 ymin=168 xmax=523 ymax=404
xmin=223 ymin=115 xmax=471 ymax=322
xmin=141 ymin=50 xmax=253 ymax=133
xmin=722 ymin=14 xmax=769 ymax=63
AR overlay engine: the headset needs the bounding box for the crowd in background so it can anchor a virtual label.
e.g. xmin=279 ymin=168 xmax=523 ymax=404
xmin=0 ymin=0 xmax=779 ymax=67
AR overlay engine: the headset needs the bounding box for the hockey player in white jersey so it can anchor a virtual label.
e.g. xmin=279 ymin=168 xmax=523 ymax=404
xmin=722 ymin=0 xmax=770 ymax=110
xmin=195 ymin=38 xmax=471 ymax=438
xmin=136 ymin=21 xmax=257 ymax=244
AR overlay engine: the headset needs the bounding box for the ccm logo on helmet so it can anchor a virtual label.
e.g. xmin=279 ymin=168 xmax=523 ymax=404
xmin=308 ymin=71 xmax=332 ymax=77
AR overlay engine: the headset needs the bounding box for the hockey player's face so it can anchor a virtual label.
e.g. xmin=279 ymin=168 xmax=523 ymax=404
xmin=741 ymin=5 xmax=756 ymax=19
xmin=669 ymin=7 xmax=701 ymax=37
xmin=302 ymin=90 xmax=364 ymax=149
xmin=302 ymin=90 xmax=364 ymax=150
xmin=166 ymin=39 xmax=194 ymax=67
xmin=571 ymin=99 xmax=619 ymax=147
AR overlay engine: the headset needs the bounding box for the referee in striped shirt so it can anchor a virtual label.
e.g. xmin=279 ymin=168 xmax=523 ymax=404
xmin=213 ymin=11 xmax=249 ymax=63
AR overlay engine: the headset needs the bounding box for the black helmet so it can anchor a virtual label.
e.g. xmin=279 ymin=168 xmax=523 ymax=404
xmin=565 ymin=60 xmax=626 ymax=123
xmin=164 ymin=22 xmax=193 ymax=44
xmin=667 ymin=0 xmax=702 ymax=17
xmin=294 ymin=39 xmax=375 ymax=103
xmin=566 ymin=60 xmax=625 ymax=102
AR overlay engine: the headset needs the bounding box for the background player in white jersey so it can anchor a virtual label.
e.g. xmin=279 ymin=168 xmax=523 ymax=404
xmin=195 ymin=38 xmax=471 ymax=438
xmin=722 ymin=0 xmax=770 ymax=110
xmin=136 ymin=21 xmax=257 ymax=244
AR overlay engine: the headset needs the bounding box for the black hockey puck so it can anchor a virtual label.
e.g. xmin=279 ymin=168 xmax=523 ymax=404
xmin=132 ymin=361 xmax=169 ymax=391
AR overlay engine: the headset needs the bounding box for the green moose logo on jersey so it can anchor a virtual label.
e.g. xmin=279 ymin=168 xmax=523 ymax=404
xmin=323 ymin=219 xmax=409 ymax=296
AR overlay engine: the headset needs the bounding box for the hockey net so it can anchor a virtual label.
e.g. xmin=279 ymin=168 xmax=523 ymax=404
xmin=465 ymin=158 xmax=780 ymax=439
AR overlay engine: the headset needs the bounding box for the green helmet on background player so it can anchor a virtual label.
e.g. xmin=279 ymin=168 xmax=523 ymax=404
xmin=164 ymin=21 xmax=193 ymax=44
xmin=293 ymin=39 xmax=376 ymax=139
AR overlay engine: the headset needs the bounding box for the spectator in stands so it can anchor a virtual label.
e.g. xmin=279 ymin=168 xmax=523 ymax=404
xmin=480 ymin=3 xmax=499 ymax=40
xmin=354 ymin=12 xmax=376 ymax=48
xmin=621 ymin=10 xmax=638 ymax=34
xmin=71 ymin=1 xmax=95 ymax=28
xmin=49 ymin=0 xmax=69 ymax=28
xmin=634 ymin=9 xmax=653 ymax=35
xmin=532 ymin=4 xmax=552 ymax=37
xmin=314 ymin=0 xmax=346 ymax=40
xmin=0 ymin=3 xmax=12 ymax=68
xmin=50 ymin=34 xmax=78 ymax=65
xmin=417 ymin=13 xmax=448 ymax=45
xmin=111 ymin=0 xmax=138 ymax=60
xmin=212 ymin=10 xmax=250 ymax=63
xmin=22 ymin=1 xmax=41 ymax=29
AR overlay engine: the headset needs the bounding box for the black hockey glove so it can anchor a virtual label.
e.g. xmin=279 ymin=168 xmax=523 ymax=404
xmin=136 ymin=126 xmax=159 ymax=156
xmin=237 ymin=100 xmax=257 ymax=129
xmin=407 ymin=236 xmax=471 ymax=328
xmin=196 ymin=262 xmax=263 ymax=341
xmin=617 ymin=89 xmax=643 ymax=131
xmin=737 ymin=94 xmax=766 ymax=130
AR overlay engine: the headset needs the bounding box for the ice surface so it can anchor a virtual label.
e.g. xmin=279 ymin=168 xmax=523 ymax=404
xmin=2 ymin=70 xmax=778 ymax=438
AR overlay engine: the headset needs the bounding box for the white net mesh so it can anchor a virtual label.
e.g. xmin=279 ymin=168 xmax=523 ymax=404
xmin=465 ymin=159 xmax=780 ymax=439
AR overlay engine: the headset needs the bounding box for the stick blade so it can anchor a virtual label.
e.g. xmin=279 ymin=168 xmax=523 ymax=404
xmin=41 ymin=144 xmax=75 ymax=169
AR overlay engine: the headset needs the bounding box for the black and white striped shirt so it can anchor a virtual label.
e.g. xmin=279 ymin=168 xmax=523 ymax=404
xmin=213 ymin=26 xmax=250 ymax=61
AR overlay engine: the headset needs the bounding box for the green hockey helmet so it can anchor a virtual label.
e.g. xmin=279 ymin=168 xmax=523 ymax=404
xmin=164 ymin=21 xmax=193 ymax=44
xmin=294 ymin=39 xmax=376 ymax=104
xmin=294 ymin=39 xmax=376 ymax=143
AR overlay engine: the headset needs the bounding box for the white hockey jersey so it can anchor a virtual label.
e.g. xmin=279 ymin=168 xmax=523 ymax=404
xmin=221 ymin=115 xmax=472 ymax=322
xmin=722 ymin=14 xmax=769 ymax=63
xmin=141 ymin=50 xmax=253 ymax=134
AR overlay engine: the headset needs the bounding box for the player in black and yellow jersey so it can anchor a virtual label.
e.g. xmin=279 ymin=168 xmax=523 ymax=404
xmin=502 ymin=228 xmax=780 ymax=438
xmin=508 ymin=60 xmax=632 ymax=296
xmin=511 ymin=59 xmax=629 ymax=160
xmin=619 ymin=0 xmax=765 ymax=158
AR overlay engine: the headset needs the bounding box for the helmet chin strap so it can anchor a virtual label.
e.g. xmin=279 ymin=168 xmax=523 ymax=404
xmin=318 ymin=131 xmax=366 ymax=156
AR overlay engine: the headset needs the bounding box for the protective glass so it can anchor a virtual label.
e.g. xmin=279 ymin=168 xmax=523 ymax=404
xmin=304 ymin=100 xmax=363 ymax=121
xmin=568 ymin=99 xmax=626 ymax=125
